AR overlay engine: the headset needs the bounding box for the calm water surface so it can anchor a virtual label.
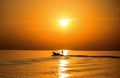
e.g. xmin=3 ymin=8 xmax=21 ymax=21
xmin=0 ymin=50 xmax=120 ymax=78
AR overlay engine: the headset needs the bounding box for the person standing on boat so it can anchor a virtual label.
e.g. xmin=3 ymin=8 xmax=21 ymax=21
xmin=61 ymin=50 xmax=64 ymax=55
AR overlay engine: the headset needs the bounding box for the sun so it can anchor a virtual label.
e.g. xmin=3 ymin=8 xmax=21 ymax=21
xmin=59 ymin=19 xmax=70 ymax=27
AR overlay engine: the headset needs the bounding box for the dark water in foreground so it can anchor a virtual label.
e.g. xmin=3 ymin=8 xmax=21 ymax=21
xmin=0 ymin=50 xmax=120 ymax=78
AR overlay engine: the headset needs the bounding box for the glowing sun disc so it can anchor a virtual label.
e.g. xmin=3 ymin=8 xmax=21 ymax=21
xmin=59 ymin=19 xmax=70 ymax=27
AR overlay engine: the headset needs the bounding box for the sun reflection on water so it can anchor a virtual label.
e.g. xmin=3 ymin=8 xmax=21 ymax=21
xmin=59 ymin=50 xmax=68 ymax=55
xmin=58 ymin=59 xmax=71 ymax=78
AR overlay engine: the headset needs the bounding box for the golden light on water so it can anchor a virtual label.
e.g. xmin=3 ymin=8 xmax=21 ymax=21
xmin=59 ymin=60 xmax=68 ymax=67
xmin=63 ymin=50 xmax=68 ymax=55
xmin=58 ymin=60 xmax=71 ymax=78
xmin=59 ymin=50 xmax=69 ymax=55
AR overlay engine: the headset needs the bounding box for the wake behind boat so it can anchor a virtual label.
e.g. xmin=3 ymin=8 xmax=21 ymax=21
xmin=51 ymin=50 xmax=120 ymax=58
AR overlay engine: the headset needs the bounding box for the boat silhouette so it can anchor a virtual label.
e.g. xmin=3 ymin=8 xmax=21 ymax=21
xmin=52 ymin=50 xmax=64 ymax=56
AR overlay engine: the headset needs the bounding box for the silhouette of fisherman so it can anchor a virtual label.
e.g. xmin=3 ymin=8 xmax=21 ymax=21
xmin=61 ymin=50 xmax=63 ymax=55
xmin=52 ymin=50 xmax=64 ymax=56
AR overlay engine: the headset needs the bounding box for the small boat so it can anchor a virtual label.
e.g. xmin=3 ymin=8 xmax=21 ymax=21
xmin=52 ymin=50 xmax=64 ymax=56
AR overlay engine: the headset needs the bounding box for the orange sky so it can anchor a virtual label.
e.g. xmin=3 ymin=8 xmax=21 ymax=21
xmin=0 ymin=0 xmax=120 ymax=50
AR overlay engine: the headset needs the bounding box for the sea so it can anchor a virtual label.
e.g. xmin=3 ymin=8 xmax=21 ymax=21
xmin=0 ymin=50 xmax=120 ymax=78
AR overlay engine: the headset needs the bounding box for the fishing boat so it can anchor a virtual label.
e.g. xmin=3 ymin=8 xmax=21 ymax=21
xmin=52 ymin=50 xmax=64 ymax=56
